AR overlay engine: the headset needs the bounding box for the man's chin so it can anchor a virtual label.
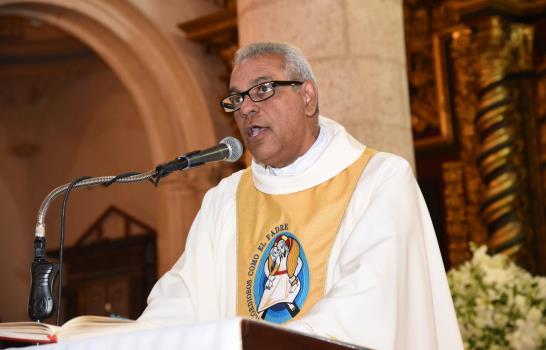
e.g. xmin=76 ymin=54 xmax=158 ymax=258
xmin=248 ymin=144 xmax=287 ymax=168
xmin=252 ymin=151 xmax=277 ymax=167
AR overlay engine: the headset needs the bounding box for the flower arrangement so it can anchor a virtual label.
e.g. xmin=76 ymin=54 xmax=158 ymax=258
xmin=448 ymin=245 xmax=546 ymax=350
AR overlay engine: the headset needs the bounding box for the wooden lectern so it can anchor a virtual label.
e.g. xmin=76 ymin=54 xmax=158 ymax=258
xmin=241 ymin=319 xmax=371 ymax=350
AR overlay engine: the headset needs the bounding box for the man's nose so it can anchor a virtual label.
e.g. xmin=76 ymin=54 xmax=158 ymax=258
xmin=238 ymin=95 xmax=259 ymax=118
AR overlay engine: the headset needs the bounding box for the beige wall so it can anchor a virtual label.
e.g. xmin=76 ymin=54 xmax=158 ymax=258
xmin=0 ymin=60 xmax=156 ymax=321
xmin=31 ymin=63 xmax=157 ymax=248
xmin=0 ymin=124 xmax=32 ymax=323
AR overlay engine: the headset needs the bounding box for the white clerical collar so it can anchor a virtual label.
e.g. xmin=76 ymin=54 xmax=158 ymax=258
xmin=251 ymin=116 xmax=365 ymax=194
xmin=261 ymin=126 xmax=326 ymax=176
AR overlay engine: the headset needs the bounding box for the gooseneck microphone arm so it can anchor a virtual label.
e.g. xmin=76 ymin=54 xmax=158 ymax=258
xmin=34 ymin=171 xmax=158 ymax=240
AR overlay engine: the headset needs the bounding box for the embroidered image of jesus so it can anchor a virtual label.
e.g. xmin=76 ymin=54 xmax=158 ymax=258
xmin=257 ymin=235 xmax=303 ymax=319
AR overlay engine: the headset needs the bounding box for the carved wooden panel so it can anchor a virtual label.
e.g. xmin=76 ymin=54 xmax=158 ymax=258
xmin=48 ymin=206 xmax=157 ymax=321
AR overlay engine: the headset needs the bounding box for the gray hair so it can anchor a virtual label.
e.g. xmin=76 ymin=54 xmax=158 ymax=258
xmin=234 ymin=42 xmax=317 ymax=83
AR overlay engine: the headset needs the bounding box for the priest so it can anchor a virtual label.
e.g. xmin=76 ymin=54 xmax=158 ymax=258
xmin=139 ymin=42 xmax=463 ymax=350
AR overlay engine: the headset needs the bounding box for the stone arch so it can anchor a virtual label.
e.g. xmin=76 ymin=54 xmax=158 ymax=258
xmin=0 ymin=0 xmax=217 ymax=272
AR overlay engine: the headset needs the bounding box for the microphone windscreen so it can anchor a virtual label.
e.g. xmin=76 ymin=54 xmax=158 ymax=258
xmin=221 ymin=136 xmax=244 ymax=162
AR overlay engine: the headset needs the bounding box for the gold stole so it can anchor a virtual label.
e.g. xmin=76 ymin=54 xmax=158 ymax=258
xmin=236 ymin=148 xmax=376 ymax=324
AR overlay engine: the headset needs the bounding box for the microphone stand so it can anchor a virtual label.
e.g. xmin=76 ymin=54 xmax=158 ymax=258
xmin=28 ymin=136 xmax=242 ymax=323
xmin=29 ymin=170 xmax=159 ymax=323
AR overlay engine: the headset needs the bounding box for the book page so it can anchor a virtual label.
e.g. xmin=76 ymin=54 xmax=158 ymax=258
xmin=0 ymin=322 xmax=60 ymax=343
xmin=59 ymin=316 xmax=153 ymax=341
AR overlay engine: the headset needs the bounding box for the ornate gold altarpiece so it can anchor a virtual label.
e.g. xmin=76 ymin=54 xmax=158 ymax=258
xmin=406 ymin=0 xmax=546 ymax=274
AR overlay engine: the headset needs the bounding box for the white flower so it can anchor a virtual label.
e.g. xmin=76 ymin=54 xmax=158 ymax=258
xmin=514 ymin=295 xmax=529 ymax=314
xmin=448 ymin=245 xmax=546 ymax=350
xmin=536 ymin=279 xmax=546 ymax=300
xmin=506 ymin=308 xmax=546 ymax=350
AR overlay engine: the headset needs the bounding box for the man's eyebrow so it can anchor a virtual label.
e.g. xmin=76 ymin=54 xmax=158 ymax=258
xmin=251 ymin=76 xmax=273 ymax=86
xmin=228 ymin=76 xmax=273 ymax=94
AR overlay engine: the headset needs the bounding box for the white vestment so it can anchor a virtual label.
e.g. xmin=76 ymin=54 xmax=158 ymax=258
xmin=139 ymin=116 xmax=464 ymax=350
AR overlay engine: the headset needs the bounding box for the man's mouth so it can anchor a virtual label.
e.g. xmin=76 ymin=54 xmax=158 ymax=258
xmin=247 ymin=126 xmax=268 ymax=138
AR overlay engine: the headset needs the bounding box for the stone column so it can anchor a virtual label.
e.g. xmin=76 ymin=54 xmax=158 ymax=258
xmin=237 ymin=0 xmax=414 ymax=166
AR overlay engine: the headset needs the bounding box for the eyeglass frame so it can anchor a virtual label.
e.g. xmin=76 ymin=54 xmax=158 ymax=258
xmin=220 ymin=80 xmax=304 ymax=113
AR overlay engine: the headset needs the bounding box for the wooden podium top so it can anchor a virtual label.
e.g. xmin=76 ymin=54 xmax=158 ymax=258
xmin=241 ymin=319 xmax=371 ymax=350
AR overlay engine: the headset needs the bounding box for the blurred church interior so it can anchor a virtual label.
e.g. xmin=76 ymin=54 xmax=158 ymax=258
xmin=0 ymin=0 xmax=545 ymax=324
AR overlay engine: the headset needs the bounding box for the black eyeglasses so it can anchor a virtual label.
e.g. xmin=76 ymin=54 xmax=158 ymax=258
xmin=220 ymin=80 xmax=303 ymax=113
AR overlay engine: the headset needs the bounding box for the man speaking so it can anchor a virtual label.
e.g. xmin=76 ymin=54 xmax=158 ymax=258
xmin=139 ymin=42 xmax=463 ymax=350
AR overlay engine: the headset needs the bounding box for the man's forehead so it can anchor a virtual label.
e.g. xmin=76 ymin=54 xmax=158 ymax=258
xmin=229 ymin=55 xmax=287 ymax=91
xmin=228 ymin=75 xmax=273 ymax=93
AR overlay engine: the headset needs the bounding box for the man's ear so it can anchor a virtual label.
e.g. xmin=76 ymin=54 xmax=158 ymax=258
xmin=301 ymin=81 xmax=318 ymax=117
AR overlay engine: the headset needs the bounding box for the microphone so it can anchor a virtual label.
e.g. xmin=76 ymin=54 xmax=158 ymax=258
xmin=28 ymin=236 xmax=59 ymax=321
xmin=155 ymin=136 xmax=243 ymax=179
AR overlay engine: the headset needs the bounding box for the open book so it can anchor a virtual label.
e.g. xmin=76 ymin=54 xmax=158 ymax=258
xmin=0 ymin=315 xmax=153 ymax=344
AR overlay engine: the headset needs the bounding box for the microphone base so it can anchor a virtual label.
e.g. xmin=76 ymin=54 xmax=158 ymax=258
xmin=28 ymin=259 xmax=59 ymax=322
